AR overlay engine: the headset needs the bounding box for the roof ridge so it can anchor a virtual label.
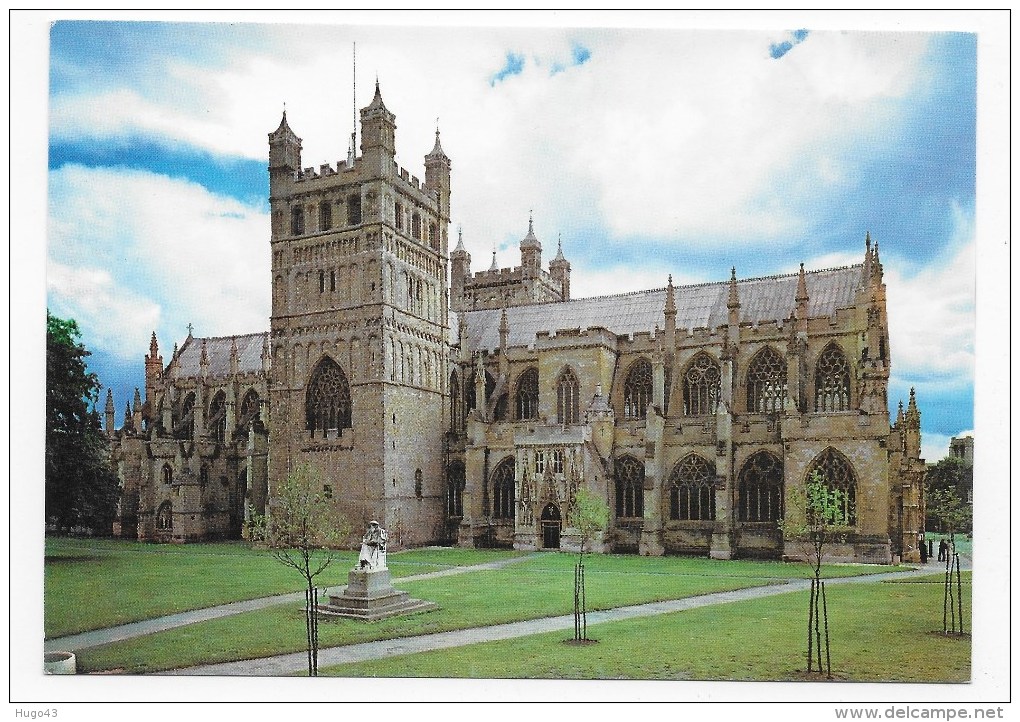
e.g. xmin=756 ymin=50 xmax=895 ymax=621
xmin=185 ymin=331 xmax=269 ymax=344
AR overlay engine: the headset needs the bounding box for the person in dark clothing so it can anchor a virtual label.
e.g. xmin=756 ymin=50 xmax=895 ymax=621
xmin=928 ymin=538 xmax=934 ymax=560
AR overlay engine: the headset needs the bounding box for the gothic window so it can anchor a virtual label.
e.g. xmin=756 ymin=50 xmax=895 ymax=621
xmin=623 ymin=358 xmax=653 ymax=419
xmin=415 ymin=469 xmax=423 ymax=499
xmin=615 ymin=456 xmax=644 ymax=519
xmin=556 ymin=367 xmax=580 ymax=425
xmin=200 ymin=464 xmax=209 ymax=487
xmin=319 ymin=270 xmax=325 ymax=294
xmin=319 ymin=201 xmax=332 ymax=230
xmin=291 ymin=206 xmax=304 ymax=236
xmin=412 ymin=213 xmax=422 ymax=240
xmin=551 ymin=449 xmax=564 ymax=475
xmin=491 ymin=458 xmax=515 ymax=520
xmin=747 ymin=346 xmax=788 ymax=414
xmin=738 ymin=451 xmax=784 ymax=522
xmin=162 ymin=464 xmax=173 ymax=486
xmin=683 ymin=353 xmax=721 ymax=416
xmin=450 ymin=371 xmax=462 ymax=431
xmin=805 ymin=448 xmax=858 ymax=526
xmin=534 ymin=451 xmax=545 ymax=475
xmin=668 ymin=454 xmax=716 ymax=521
xmin=305 ymin=357 xmax=352 ymax=436
xmin=395 ymin=202 xmax=404 ymax=231
xmin=237 ymin=389 xmax=261 ymax=431
xmin=347 ymin=194 xmax=362 ymax=226
xmin=814 ymin=343 xmax=851 ymax=412
xmin=466 ymin=369 xmax=496 ymax=418
xmin=174 ymin=392 xmax=196 ymax=440
xmin=446 ymin=462 xmax=465 ymax=517
xmin=208 ymin=391 xmax=227 ymax=444
xmin=330 ymin=270 xmax=336 ymax=293
xmin=156 ymin=501 xmax=173 ymax=531
xmin=515 ymin=367 xmax=539 ymax=420
xmin=429 ymin=223 xmax=438 ymax=249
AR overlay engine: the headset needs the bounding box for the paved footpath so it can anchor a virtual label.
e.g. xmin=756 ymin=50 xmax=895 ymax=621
xmin=168 ymin=565 xmax=935 ymax=677
xmin=44 ymin=552 xmax=538 ymax=654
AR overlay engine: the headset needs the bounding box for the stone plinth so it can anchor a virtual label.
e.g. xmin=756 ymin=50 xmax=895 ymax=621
xmin=317 ymin=567 xmax=438 ymax=621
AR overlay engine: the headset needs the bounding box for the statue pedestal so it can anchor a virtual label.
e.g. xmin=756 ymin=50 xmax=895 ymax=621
xmin=317 ymin=567 xmax=438 ymax=622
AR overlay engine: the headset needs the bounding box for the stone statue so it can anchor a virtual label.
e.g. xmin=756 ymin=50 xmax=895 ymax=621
xmin=357 ymin=520 xmax=388 ymax=571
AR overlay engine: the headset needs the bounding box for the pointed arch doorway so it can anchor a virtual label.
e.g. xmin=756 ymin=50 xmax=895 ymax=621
xmin=541 ymin=503 xmax=561 ymax=549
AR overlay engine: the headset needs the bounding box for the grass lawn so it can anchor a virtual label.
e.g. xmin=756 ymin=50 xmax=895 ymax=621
xmin=44 ymin=537 xmax=521 ymax=638
xmin=74 ymin=551 xmax=900 ymax=674
xmin=319 ymin=574 xmax=972 ymax=683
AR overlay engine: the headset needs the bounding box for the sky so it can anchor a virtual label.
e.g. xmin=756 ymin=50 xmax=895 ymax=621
xmin=41 ymin=17 xmax=979 ymax=463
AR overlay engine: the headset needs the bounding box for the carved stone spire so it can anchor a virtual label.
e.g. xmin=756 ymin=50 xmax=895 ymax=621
xmin=229 ymin=336 xmax=240 ymax=377
xmin=200 ymin=339 xmax=210 ymax=378
xmin=727 ymin=267 xmax=740 ymax=310
xmin=905 ymin=387 xmax=921 ymax=429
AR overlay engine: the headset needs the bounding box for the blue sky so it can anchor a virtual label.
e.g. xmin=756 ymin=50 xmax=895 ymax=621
xmin=41 ymin=19 xmax=980 ymax=462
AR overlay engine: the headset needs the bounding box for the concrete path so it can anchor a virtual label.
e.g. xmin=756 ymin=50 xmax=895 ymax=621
xmin=45 ymin=552 xmax=538 ymax=654
xmin=169 ymin=566 xmax=931 ymax=677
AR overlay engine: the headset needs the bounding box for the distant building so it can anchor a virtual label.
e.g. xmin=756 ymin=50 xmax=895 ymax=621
xmin=107 ymin=82 xmax=927 ymax=563
xmin=949 ymin=435 xmax=974 ymax=468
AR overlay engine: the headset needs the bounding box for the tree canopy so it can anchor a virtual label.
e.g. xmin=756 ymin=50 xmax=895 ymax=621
xmin=46 ymin=311 xmax=120 ymax=534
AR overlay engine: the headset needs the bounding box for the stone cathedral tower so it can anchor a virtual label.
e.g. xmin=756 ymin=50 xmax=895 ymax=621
xmin=267 ymin=82 xmax=452 ymax=546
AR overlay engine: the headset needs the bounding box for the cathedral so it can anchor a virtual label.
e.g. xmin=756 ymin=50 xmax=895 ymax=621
xmin=107 ymin=82 xmax=927 ymax=564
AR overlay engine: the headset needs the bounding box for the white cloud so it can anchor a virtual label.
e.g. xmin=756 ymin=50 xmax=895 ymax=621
xmin=46 ymin=262 xmax=162 ymax=360
xmin=47 ymin=165 xmax=270 ymax=357
xmin=49 ymin=26 xmax=932 ymax=253
xmin=885 ymin=238 xmax=975 ymax=386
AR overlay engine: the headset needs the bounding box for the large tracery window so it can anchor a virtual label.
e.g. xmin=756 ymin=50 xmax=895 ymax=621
xmin=466 ymin=369 xmax=496 ymax=419
xmin=615 ymin=456 xmax=645 ymax=519
xmin=806 ymin=448 xmax=858 ymax=526
xmin=556 ymin=368 xmax=580 ymax=425
xmin=814 ymin=343 xmax=851 ymax=412
xmin=668 ymin=454 xmax=716 ymax=521
xmin=623 ymin=358 xmax=653 ymax=419
xmin=683 ymin=353 xmax=721 ymax=415
xmin=747 ymin=346 xmax=788 ymax=414
xmin=446 ymin=462 xmax=465 ymax=518
xmin=173 ymin=392 xmax=196 ymax=440
xmin=738 ymin=451 xmax=784 ymax=522
xmin=305 ymin=357 xmax=352 ymax=437
xmin=491 ymin=458 xmax=515 ymax=520
xmin=237 ymin=389 xmax=261 ymax=432
xmin=516 ymin=367 xmax=539 ymax=420
xmin=208 ymin=391 xmax=227 ymax=444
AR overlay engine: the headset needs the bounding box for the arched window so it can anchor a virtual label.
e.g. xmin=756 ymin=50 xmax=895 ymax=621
xmin=747 ymin=346 xmax=788 ymax=413
xmin=237 ymin=389 xmax=261 ymax=432
xmin=447 ymin=462 xmax=465 ymax=517
xmin=156 ymin=501 xmax=173 ymax=531
xmin=814 ymin=343 xmax=851 ymax=412
xmin=738 ymin=451 xmax=783 ymax=522
xmin=683 ymin=353 xmax=720 ymax=415
xmin=556 ymin=367 xmax=580 ymax=425
xmin=450 ymin=371 xmax=462 ymax=431
xmin=347 ymin=194 xmax=362 ymax=226
xmin=208 ymin=391 xmax=227 ymax=444
xmin=623 ymin=358 xmax=653 ymax=419
xmin=515 ymin=367 xmax=539 ymax=420
xmin=414 ymin=469 xmax=423 ymax=499
xmin=174 ymin=392 xmax=196 ymax=440
xmin=319 ymin=270 xmax=325 ymax=294
xmin=805 ymin=448 xmax=858 ymax=526
xmin=466 ymin=369 xmax=496 ymax=418
xmin=615 ymin=456 xmax=644 ymax=519
xmin=291 ymin=206 xmax=304 ymax=236
xmin=668 ymin=454 xmax=716 ymax=521
xmin=491 ymin=458 xmax=515 ymax=520
xmin=305 ymin=357 xmax=352 ymax=436
xmin=429 ymin=223 xmax=438 ymax=249
xmin=162 ymin=464 xmax=173 ymax=486
xmin=412 ymin=213 xmax=422 ymax=240
xmin=319 ymin=200 xmax=332 ymax=230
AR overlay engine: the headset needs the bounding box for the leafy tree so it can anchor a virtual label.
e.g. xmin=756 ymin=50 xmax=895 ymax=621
xmin=249 ymin=464 xmax=349 ymax=676
xmin=925 ymin=457 xmax=972 ymax=534
xmin=569 ymin=486 xmax=609 ymax=642
xmin=779 ymin=472 xmax=854 ymax=678
xmin=927 ymin=487 xmax=970 ymax=634
xmin=45 ymin=311 xmax=120 ymax=534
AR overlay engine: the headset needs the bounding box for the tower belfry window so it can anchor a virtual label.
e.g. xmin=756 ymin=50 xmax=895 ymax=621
xmin=347 ymin=194 xmax=362 ymax=226
xmin=291 ymin=206 xmax=304 ymax=236
xmin=319 ymin=201 xmax=332 ymax=230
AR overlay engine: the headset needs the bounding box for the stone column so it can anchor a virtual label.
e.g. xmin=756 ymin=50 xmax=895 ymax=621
xmin=711 ymin=357 xmax=735 ymax=559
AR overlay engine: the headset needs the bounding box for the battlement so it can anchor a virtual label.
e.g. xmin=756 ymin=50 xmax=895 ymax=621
xmin=295 ymin=159 xmax=359 ymax=182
